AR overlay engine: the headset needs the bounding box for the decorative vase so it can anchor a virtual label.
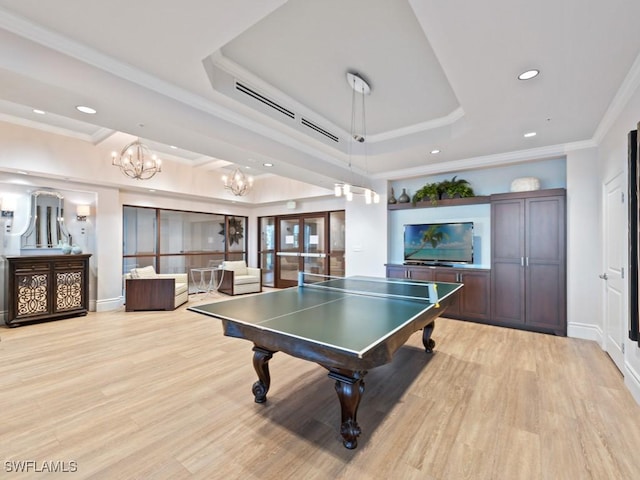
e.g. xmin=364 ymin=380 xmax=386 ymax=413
xmin=71 ymin=245 xmax=83 ymax=254
xmin=388 ymin=187 xmax=397 ymax=204
xmin=397 ymin=188 xmax=410 ymax=203
xmin=61 ymin=243 xmax=72 ymax=254
xmin=510 ymin=177 xmax=540 ymax=192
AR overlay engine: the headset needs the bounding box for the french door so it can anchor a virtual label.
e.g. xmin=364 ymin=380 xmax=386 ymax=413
xmin=276 ymin=214 xmax=328 ymax=288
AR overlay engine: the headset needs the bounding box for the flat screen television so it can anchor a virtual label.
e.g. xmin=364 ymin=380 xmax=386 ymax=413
xmin=403 ymin=222 xmax=474 ymax=265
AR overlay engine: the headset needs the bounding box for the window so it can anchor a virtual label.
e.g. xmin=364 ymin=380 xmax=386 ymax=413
xmin=123 ymin=206 xmax=248 ymax=292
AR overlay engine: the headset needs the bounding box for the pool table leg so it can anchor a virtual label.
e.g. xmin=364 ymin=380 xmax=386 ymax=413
xmin=251 ymin=345 xmax=274 ymax=403
xmin=422 ymin=321 xmax=436 ymax=353
xmin=328 ymin=369 xmax=367 ymax=449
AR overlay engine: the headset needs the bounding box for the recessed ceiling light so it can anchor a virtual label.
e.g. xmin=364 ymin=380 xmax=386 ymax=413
xmin=169 ymin=145 xmax=177 ymax=149
xmin=148 ymin=189 xmax=156 ymax=192
xmin=430 ymin=149 xmax=440 ymax=154
xmin=76 ymin=105 xmax=97 ymax=114
xmin=17 ymin=170 xmax=28 ymax=175
xmin=524 ymin=131 xmax=537 ymax=138
xmin=263 ymin=163 xmax=273 ymax=167
xmin=518 ymin=69 xmax=540 ymax=80
xmin=33 ymin=109 xmax=46 ymax=115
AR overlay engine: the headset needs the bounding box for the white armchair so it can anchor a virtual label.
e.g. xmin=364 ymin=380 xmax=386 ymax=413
xmin=124 ymin=266 xmax=189 ymax=311
xmin=218 ymin=260 xmax=262 ymax=295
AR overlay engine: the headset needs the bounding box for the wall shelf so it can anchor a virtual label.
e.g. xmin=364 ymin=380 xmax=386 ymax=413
xmin=387 ymin=195 xmax=491 ymax=210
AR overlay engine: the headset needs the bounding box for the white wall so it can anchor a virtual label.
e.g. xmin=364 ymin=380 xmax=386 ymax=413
xmin=344 ymin=178 xmax=388 ymax=277
xmin=565 ymin=148 xmax=603 ymax=341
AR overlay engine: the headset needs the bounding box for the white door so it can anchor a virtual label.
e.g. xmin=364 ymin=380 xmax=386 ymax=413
xmin=603 ymin=173 xmax=626 ymax=372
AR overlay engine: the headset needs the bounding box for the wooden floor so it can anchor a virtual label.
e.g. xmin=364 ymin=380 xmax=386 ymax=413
xmin=2 ymin=293 xmax=640 ymax=479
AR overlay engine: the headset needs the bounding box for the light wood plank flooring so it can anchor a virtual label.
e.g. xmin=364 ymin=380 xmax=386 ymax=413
xmin=2 ymin=293 xmax=640 ymax=479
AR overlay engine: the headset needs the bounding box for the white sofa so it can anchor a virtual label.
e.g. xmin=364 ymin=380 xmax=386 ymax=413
xmin=218 ymin=260 xmax=262 ymax=295
xmin=124 ymin=265 xmax=189 ymax=311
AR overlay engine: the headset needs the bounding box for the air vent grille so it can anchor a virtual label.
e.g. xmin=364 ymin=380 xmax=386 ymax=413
xmin=301 ymin=118 xmax=339 ymax=143
xmin=235 ymin=82 xmax=295 ymax=119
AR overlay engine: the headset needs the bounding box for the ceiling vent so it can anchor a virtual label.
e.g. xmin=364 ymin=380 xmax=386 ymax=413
xmin=301 ymin=118 xmax=339 ymax=143
xmin=235 ymin=82 xmax=295 ymax=119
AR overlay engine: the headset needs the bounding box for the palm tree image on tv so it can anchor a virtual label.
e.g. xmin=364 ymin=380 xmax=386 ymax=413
xmin=404 ymin=223 xmax=473 ymax=263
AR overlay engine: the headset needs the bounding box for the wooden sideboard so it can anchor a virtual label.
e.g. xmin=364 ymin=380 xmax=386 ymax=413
xmin=3 ymin=254 xmax=91 ymax=327
xmin=386 ymin=264 xmax=491 ymax=322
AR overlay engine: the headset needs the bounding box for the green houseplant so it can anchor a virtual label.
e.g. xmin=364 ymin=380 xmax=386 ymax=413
xmin=442 ymin=176 xmax=475 ymax=199
xmin=412 ymin=182 xmax=442 ymax=205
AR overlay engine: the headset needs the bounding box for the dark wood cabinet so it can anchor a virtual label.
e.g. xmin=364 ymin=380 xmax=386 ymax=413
xmin=434 ymin=268 xmax=491 ymax=321
xmin=386 ymin=264 xmax=434 ymax=281
xmin=490 ymin=189 xmax=566 ymax=335
xmin=386 ymin=264 xmax=490 ymax=321
xmin=4 ymin=254 xmax=91 ymax=326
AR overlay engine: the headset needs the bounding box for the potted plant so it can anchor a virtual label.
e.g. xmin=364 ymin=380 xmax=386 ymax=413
xmin=442 ymin=176 xmax=474 ymax=199
xmin=412 ymin=182 xmax=442 ymax=205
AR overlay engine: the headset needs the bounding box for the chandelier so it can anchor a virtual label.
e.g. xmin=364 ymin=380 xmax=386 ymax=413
xmin=222 ymin=167 xmax=253 ymax=196
xmin=334 ymin=72 xmax=380 ymax=204
xmin=112 ymin=140 xmax=162 ymax=180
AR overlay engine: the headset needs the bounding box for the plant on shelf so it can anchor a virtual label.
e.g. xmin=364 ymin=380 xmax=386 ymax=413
xmin=412 ymin=182 xmax=442 ymax=205
xmin=442 ymin=176 xmax=475 ymax=199
xmin=411 ymin=176 xmax=475 ymax=206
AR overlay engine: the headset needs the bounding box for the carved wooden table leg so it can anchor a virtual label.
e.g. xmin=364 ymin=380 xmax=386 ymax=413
xmin=328 ymin=369 xmax=367 ymax=449
xmin=422 ymin=321 xmax=436 ymax=353
xmin=251 ymin=346 xmax=274 ymax=403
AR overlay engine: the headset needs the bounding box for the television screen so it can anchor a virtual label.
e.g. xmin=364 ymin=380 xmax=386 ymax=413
xmin=404 ymin=222 xmax=474 ymax=264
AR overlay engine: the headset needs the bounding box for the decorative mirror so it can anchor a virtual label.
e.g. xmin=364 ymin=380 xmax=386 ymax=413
xmin=20 ymin=190 xmax=70 ymax=251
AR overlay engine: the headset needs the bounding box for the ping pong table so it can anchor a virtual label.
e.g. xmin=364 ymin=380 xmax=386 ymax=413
xmin=188 ymin=274 xmax=462 ymax=449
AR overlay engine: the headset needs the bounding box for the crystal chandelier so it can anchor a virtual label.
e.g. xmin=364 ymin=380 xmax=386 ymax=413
xmin=334 ymin=72 xmax=380 ymax=204
xmin=222 ymin=167 xmax=253 ymax=196
xmin=111 ymin=140 xmax=162 ymax=180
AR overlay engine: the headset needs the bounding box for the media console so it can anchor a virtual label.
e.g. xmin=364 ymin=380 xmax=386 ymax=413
xmin=386 ymin=263 xmax=490 ymax=322
xmin=387 ymin=188 xmax=567 ymax=336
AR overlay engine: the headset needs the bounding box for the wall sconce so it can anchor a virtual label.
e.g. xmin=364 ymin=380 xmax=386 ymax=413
xmin=76 ymin=205 xmax=91 ymax=221
xmin=76 ymin=205 xmax=91 ymax=236
xmin=1 ymin=196 xmax=17 ymax=233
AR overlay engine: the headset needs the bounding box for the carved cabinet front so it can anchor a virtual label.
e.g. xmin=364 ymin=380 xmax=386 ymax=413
xmin=4 ymin=254 xmax=91 ymax=326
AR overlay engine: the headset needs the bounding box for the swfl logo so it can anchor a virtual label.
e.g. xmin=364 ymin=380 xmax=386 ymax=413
xmin=4 ymin=460 xmax=78 ymax=473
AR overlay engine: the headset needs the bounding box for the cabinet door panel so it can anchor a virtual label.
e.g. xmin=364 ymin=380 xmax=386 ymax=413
xmin=527 ymin=197 xmax=563 ymax=262
xmin=410 ymin=267 xmax=434 ymax=281
xmin=526 ymin=262 xmax=565 ymax=333
xmin=491 ymin=262 xmax=525 ymax=324
xmin=386 ymin=266 xmax=406 ymax=279
xmin=434 ymin=269 xmax=460 ymax=316
xmin=492 ymin=200 xmax=524 ymax=260
xmin=459 ymin=271 xmax=490 ymax=320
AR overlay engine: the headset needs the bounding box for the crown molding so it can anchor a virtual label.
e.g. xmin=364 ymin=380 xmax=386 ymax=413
xmin=592 ymin=50 xmax=640 ymax=144
xmin=379 ymin=139 xmax=598 ymax=180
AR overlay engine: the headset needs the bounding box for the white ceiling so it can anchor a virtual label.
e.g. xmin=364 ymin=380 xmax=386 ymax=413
xmin=1 ymin=0 xmax=640 ymax=192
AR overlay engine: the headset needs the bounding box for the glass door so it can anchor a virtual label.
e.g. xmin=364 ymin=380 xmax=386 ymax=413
xmin=301 ymin=215 xmax=327 ymax=279
xmin=268 ymin=211 xmax=343 ymax=288
xmin=329 ymin=211 xmax=345 ymax=277
xmin=277 ymin=217 xmax=300 ymax=287
xmin=259 ymin=217 xmax=276 ymax=287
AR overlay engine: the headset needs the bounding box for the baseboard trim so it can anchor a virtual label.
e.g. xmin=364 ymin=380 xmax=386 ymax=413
xmin=625 ymin=359 xmax=640 ymax=405
xmin=96 ymin=296 xmax=123 ymax=312
xmin=567 ymin=322 xmax=604 ymax=345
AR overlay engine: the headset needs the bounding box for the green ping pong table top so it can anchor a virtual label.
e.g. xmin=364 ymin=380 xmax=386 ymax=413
xmin=188 ymin=276 xmax=461 ymax=356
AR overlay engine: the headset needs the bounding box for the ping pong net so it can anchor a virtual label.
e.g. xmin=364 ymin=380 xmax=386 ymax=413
xmin=297 ymin=272 xmax=440 ymax=306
